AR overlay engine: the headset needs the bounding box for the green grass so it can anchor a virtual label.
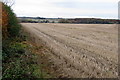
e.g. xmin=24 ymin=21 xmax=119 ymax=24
xmin=32 ymin=64 xmax=52 ymax=78
xmin=2 ymin=33 xmax=52 ymax=79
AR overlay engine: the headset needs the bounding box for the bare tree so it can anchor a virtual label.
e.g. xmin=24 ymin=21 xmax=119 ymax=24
xmin=1 ymin=0 xmax=15 ymax=6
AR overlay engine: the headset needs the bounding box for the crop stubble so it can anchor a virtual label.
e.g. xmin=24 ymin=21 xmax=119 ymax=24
xmin=21 ymin=23 xmax=118 ymax=78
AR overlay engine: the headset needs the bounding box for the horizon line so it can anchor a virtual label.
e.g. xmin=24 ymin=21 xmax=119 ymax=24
xmin=17 ymin=16 xmax=118 ymax=20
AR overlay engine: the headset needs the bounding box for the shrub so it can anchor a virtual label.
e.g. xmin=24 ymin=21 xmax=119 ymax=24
xmin=59 ymin=19 xmax=69 ymax=23
xmin=2 ymin=3 xmax=21 ymax=38
xmin=8 ymin=24 xmax=21 ymax=37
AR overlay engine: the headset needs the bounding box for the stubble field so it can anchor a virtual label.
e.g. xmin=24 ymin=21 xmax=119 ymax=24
xmin=21 ymin=23 xmax=118 ymax=78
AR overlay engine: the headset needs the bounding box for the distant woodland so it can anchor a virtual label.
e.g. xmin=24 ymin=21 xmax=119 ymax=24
xmin=18 ymin=17 xmax=119 ymax=24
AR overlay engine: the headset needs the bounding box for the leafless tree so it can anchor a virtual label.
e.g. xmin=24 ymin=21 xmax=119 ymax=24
xmin=1 ymin=0 xmax=15 ymax=6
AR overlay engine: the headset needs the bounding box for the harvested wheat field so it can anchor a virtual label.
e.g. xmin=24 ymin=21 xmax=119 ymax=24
xmin=21 ymin=23 xmax=118 ymax=78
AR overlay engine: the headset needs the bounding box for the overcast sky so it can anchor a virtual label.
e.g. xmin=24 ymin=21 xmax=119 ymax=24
xmin=12 ymin=0 xmax=119 ymax=19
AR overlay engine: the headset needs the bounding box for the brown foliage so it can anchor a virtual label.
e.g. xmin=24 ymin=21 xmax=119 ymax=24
xmin=0 ymin=2 xmax=2 ymax=26
xmin=1 ymin=2 xmax=9 ymax=39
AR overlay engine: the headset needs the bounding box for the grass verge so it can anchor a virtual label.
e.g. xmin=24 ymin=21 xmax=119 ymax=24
xmin=2 ymin=30 xmax=53 ymax=79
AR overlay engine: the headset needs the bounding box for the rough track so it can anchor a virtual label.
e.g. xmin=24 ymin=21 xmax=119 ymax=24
xmin=21 ymin=23 xmax=118 ymax=78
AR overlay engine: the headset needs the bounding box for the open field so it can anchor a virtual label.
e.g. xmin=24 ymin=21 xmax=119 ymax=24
xmin=21 ymin=23 xmax=118 ymax=78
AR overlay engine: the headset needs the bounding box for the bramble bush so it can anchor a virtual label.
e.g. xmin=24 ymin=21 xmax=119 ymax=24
xmin=2 ymin=3 xmax=21 ymax=38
